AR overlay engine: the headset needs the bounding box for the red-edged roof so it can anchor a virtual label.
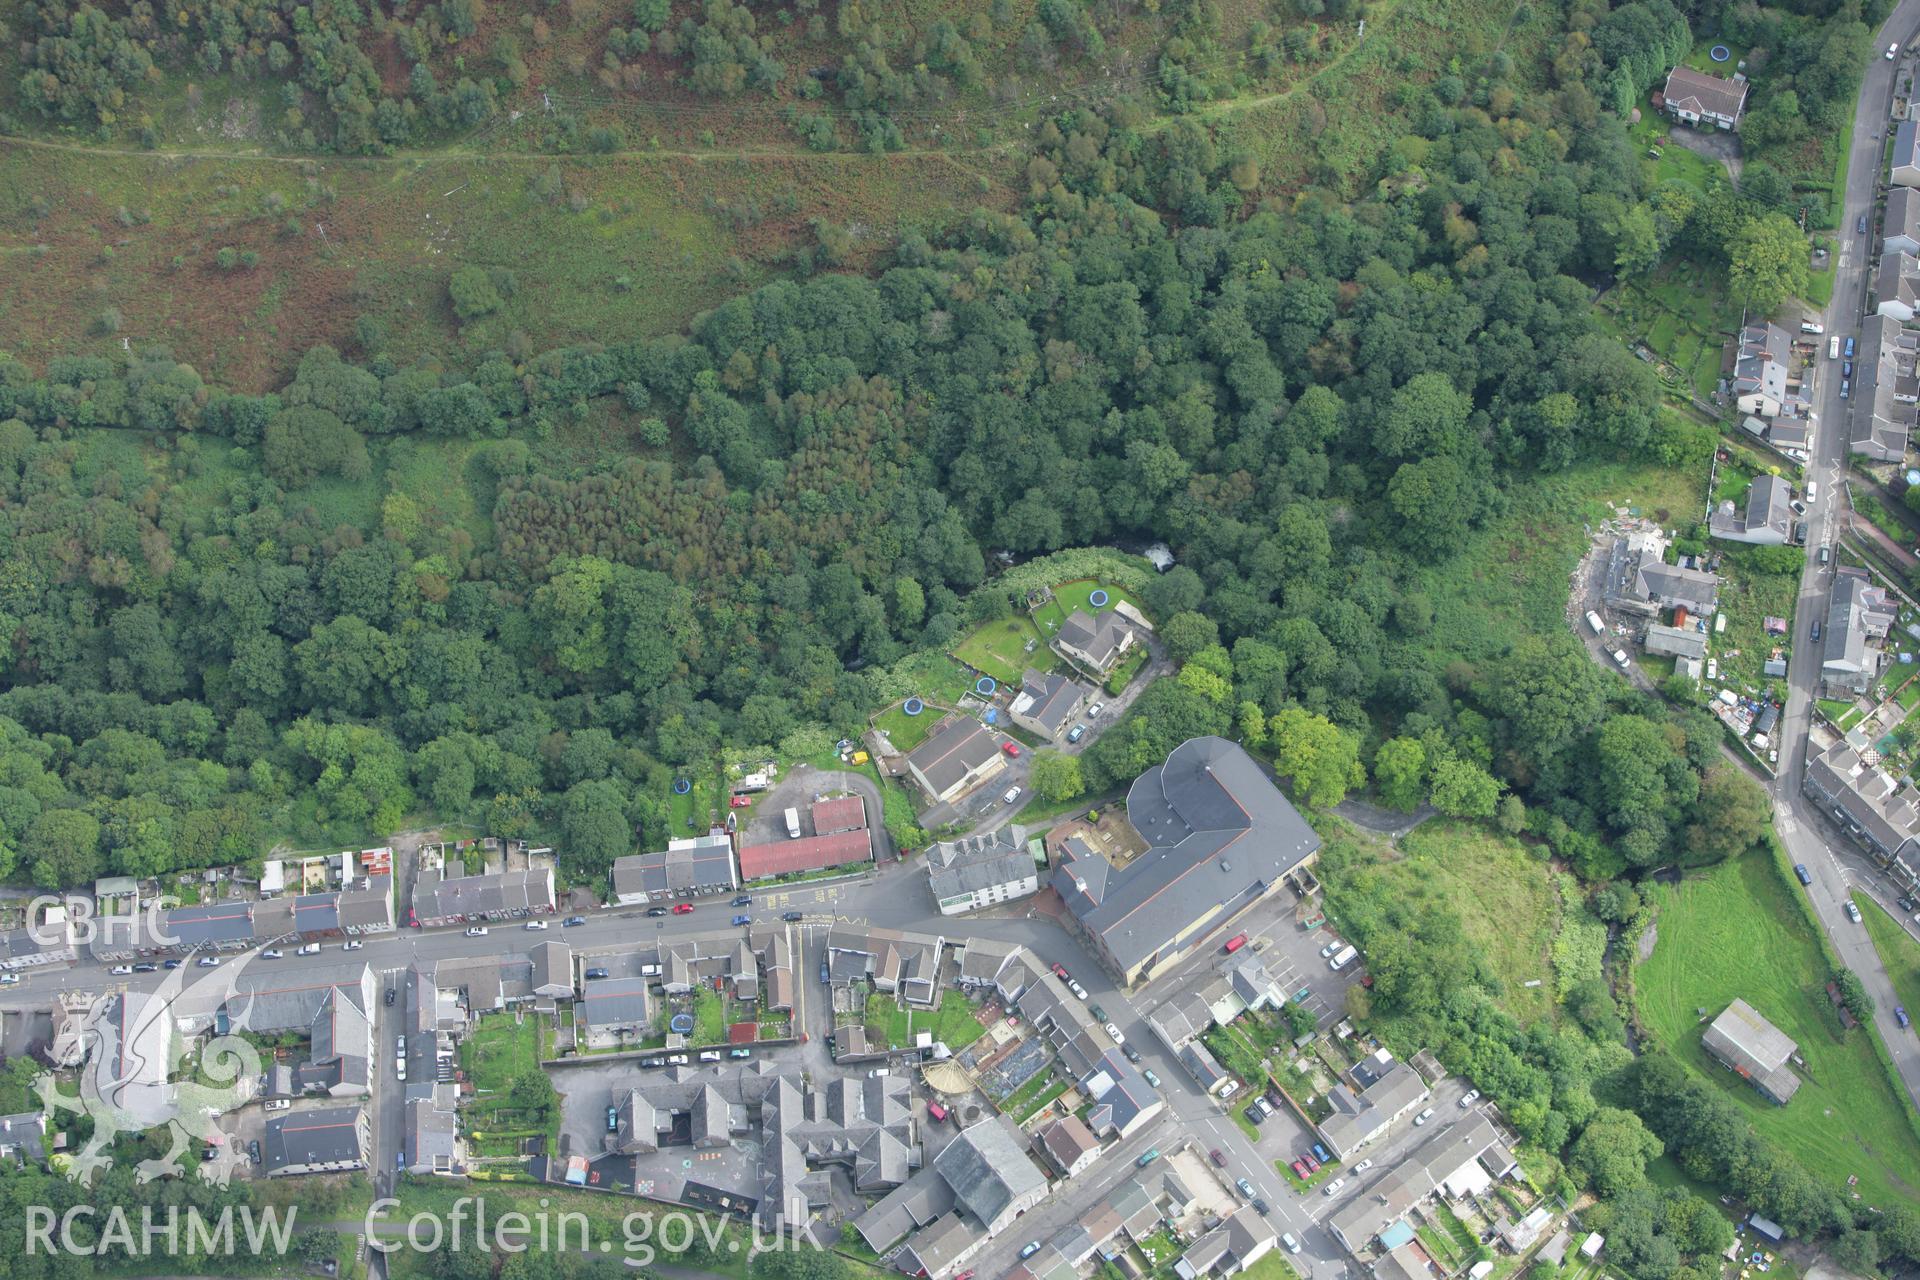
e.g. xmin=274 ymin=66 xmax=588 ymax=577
xmin=728 ymin=1022 xmax=758 ymax=1044
xmin=811 ymin=795 xmax=867 ymax=834
xmin=739 ymin=830 xmax=872 ymax=880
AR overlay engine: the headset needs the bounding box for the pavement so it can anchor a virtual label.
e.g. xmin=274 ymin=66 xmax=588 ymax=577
xmin=1770 ymin=0 xmax=1920 ymax=1114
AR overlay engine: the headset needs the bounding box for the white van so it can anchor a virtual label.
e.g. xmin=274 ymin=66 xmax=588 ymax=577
xmin=1329 ymin=945 xmax=1358 ymax=970
xmin=1585 ymin=610 xmax=1605 ymax=635
xmin=1801 ymin=320 xmax=1825 ymax=335
xmin=1829 ymin=335 xmax=1841 ymax=360
xmin=297 ymin=942 xmax=321 ymax=956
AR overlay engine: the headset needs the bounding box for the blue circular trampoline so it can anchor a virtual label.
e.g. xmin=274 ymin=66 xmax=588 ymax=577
xmin=903 ymin=697 xmax=925 ymax=716
xmin=1709 ymin=45 xmax=1730 ymax=61
xmin=1089 ymin=588 xmax=1110 ymax=607
xmin=975 ymin=676 xmax=997 ymax=695
xmin=672 ymin=778 xmax=691 ymax=795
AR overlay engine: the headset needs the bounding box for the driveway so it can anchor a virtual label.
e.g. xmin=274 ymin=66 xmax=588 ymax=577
xmin=745 ymin=763 xmax=897 ymax=862
xmin=1663 ymin=120 xmax=1743 ymax=184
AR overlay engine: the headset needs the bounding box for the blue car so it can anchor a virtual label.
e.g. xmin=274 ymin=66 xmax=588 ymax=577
xmin=1841 ymin=379 xmax=1851 ymax=399
xmin=1846 ymin=336 xmax=1857 ymax=358
xmin=1312 ymin=1142 xmax=1331 ymax=1164
xmin=731 ymin=914 xmax=751 ymax=926
xmin=1794 ymin=863 xmax=1813 ymax=886
xmin=1844 ymin=360 xmax=1854 ymax=378
xmin=1859 ymin=215 xmax=1869 ymax=234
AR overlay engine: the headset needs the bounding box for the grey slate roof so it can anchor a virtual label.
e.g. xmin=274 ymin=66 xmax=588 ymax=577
xmin=613 ymin=832 xmax=737 ymax=899
xmin=1327 ymin=1116 xmax=1505 ymax=1252
xmin=264 ymin=1105 xmax=365 ymax=1174
xmin=1897 ymin=119 xmax=1920 ymax=173
xmin=580 ymin=975 xmax=652 ymax=1029
xmin=1056 ymin=609 xmax=1133 ymax=670
xmin=529 ymin=940 xmax=573 ymax=995
xmin=1662 ymin=65 xmax=1748 ymax=122
xmin=905 ymin=718 xmax=1003 ymax=798
xmin=1732 ymin=323 xmax=1789 ymax=406
xmin=1056 ymin=737 xmax=1320 ymax=976
xmin=1644 ymin=624 xmax=1708 ymax=661
xmin=1879 ymin=250 xmax=1920 ymax=313
xmin=1856 ymin=313 xmax=1920 ymax=461
xmin=1708 ymin=474 xmax=1793 ymax=544
xmin=412 ymin=866 xmax=554 ymax=921
xmin=1318 ymin=1058 xmax=1429 ymax=1157
xmin=1011 ymin=669 xmax=1090 ymax=736
xmin=926 ymin=825 xmax=1035 ymax=907
xmin=406 ymin=1089 xmax=459 ymax=1173
xmin=1888 ymin=186 xmax=1920 ymax=248
xmin=1804 ymin=738 xmax=1920 ymax=862
xmin=932 ymin=1115 xmax=1047 ymax=1230
xmin=1823 ymin=567 xmax=1895 ymax=685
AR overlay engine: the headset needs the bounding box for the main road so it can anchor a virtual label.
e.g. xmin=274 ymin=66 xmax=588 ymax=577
xmin=1771 ymin=0 xmax=1920 ymax=1109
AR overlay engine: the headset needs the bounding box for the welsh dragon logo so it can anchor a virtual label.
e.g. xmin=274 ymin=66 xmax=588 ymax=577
xmin=35 ymin=948 xmax=266 ymax=1187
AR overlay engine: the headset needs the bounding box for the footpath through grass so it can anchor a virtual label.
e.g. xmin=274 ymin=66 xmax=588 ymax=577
xmin=1636 ymin=852 xmax=1920 ymax=1208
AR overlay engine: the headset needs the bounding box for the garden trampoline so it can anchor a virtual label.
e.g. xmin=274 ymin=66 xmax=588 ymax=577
xmin=1088 ymin=588 xmax=1110 ymax=607
xmin=1709 ymin=44 xmax=1730 ymax=61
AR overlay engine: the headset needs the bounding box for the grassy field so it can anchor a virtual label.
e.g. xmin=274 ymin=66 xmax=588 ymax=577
xmin=1860 ymin=896 xmax=1920 ymax=1024
xmin=867 ymin=990 xmax=989 ymax=1050
xmin=952 ymin=615 xmax=1052 ymax=686
xmin=872 ymin=700 xmax=939 ymax=753
xmin=1359 ymin=822 xmax=1561 ymax=1025
xmin=461 ymin=1012 xmax=543 ymax=1094
xmin=1714 ymin=546 xmax=1800 ymax=694
xmin=1419 ymin=460 xmax=1707 ymax=667
xmin=1637 ymin=852 xmax=1920 ymax=1208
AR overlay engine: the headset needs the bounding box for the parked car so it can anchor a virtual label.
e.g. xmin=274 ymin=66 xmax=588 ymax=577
xmin=698 ymin=1050 xmax=722 ymax=1062
xmin=585 ymin=967 xmax=610 ymax=980
xmin=1844 ymin=360 xmax=1854 ymax=378
xmin=1897 ymin=1006 xmax=1911 ymax=1029
xmin=1104 ymin=1022 xmax=1126 ymax=1044
xmin=1414 ymin=1107 xmax=1436 ymax=1125
xmin=385 ymin=987 xmax=396 ymax=1006
xmin=1901 ymin=895 xmax=1918 ymax=912
xmin=640 ymin=1059 xmax=666 ymax=1069
xmin=1253 ymin=1198 xmax=1271 ymax=1216
xmin=1460 ymin=1089 xmax=1481 ymax=1108
xmin=1066 ymin=725 xmax=1086 ymax=744
xmin=110 ymin=965 xmax=133 ymax=976
xmin=1846 ymin=899 xmax=1863 ymax=923
xmin=523 ymin=921 xmax=547 ymax=931
xmin=1846 ymin=336 xmax=1857 ymax=358
xmin=1311 ymin=1143 xmax=1330 ymax=1163
xmin=1324 ymin=1177 xmax=1347 ymax=1197
xmin=1087 ymin=702 xmax=1105 ymax=717
xmin=1861 ymin=214 xmax=1871 ymax=232
xmin=1811 ymin=620 xmax=1822 ymax=642
xmin=397 ymin=1036 xmax=406 ymax=1053
xmin=729 ymin=795 xmax=753 ymax=808
xmin=607 ymin=1106 xmax=619 ymax=1132
xmin=928 ymin=1100 xmax=949 ymax=1122
xmin=1089 ymin=1004 xmax=1108 ymax=1022
xmin=1210 ymin=1149 xmax=1227 ymax=1168
xmin=728 ymin=1048 xmax=752 ymax=1058
xmin=1248 ymin=1104 xmax=1267 ymax=1126
xmin=248 ymin=1140 xmax=261 ymax=1165
xmin=647 ymin=906 xmax=669 ymax=917
xmin=1254 ymin=1097 xmax=1274 ymax=1117
xmin=782 ymin=911 xmax=804 ymax=922
xmin=1794 ymin=863 xmax=1813 ymax=886
xmin=672 ymin=903 xmax=695 ymax=914
xmin=1236 ymin=1177 xmax=1256 ymax=1198
xmin=665 ymin=1054 xmax=689 ymax=1065
xmin=731 ymin=914 xmax=752 ymax=926
xmin=1068 ymin=980 xmax=1089 ymax=1000
xmin=1224 ymin=933 xmax=1249 ymax=954
xmin=1841 ymin=379 xmax=1851 ymax=400
xmin=1290 ymin=1160 xmax=1310 ymax=1179
xmin=1143 ymin=1068 xmax=1161 ymax=1088
xmin=1136 ymin=1148 xmax=1160 ymax=1168
xmin=1282 ymin=1233 xmax=1301 ymax=1254
xmin=1019 ymin=1243 xmax=1042 ymax=1261
xmin=1354 ymin=1158 xmax=1374 ymax=1172
xmin=1889 ymin=41 xmax=1900 ymax=58
xmin=465 ymin=927 xmax=488 ymax=937
xmin=1002 ymin=741 xmax=1021 ymax=758
xmin=197 ymin=956 xmax=220 ymax=967
xmin=343 ymin=940 xmax=363 ymax=950
xmin=565 ymin=915 xmax=588 ymax=926
xmin=130 ymin=962 xmax=156 ymax=973
xmin=1123 ymin=1044 xmax=1143 ymax=1064
xmin=734 ymin=895 xmax=753 ymax=907
xmin=163 ymin=959 xmax=180 ymax=969
xmin=1050 ymin=962 xmax=1069 ymax=979
xmin=297 ymin=943 xmax=321 ymax=956
xmin=1002 ymin=786 xmax=1023 ymax=806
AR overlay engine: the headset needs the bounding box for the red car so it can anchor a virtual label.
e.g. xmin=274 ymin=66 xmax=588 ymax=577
xmin=1210 ymin=1149 xmax=1227 ymax=1168
xmin=1291 ymin=1160 xmax=1310 ymax=1180
xmin=928 ymin=1100 xmax=949 ymax=1122
xmin=1050 ymin=962 xmax=1069 ymax=979
xmin=1301 ymin=1153 xmax=1321 ymax=1173
xmin=671 ymin=903 xmax=695 ymax=915
xmin=729 ymin=795 xmax=753 ymax=808
xmin=1002 ymin=741 xmax=1021 ymax=757
xmin=1224 ymin=933 xmax=1249 ymax=954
